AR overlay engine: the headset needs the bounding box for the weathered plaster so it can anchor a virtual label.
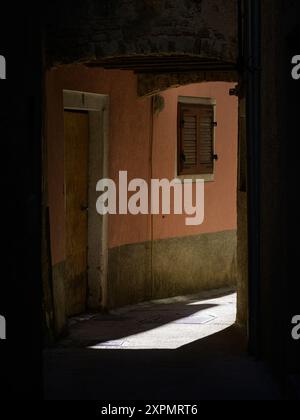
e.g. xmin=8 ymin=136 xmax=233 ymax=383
xmin=52 ymin=261 xmax=67 ymax=337
xmin=108 ymin=230 xmax=237 ymax=309
xmin=46 ymin=0 xmax=238 ymax=66
xmin=138 ymin=70 xmax=238 ymax=97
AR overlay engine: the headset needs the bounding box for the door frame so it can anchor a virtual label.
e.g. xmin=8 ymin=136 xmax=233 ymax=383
xmin=63 ymin=90 xmax=109 ymax=311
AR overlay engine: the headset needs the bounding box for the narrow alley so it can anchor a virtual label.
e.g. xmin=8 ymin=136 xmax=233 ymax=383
xmin=45 ymin=289 xmax=282 ymax=400
xmin=1 ymin=0 xmax=300 ymax=402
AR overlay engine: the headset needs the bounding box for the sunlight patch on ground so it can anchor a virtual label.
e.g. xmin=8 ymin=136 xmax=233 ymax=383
xmin=88 ymin=292 xmax=236 ymax=350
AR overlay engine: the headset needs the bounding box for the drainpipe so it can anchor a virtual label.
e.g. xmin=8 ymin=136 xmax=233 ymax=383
xmin=244 ymin=0 xmax=262 ymax=357
xmin=150 ymin=97 xmax=155 ymax=299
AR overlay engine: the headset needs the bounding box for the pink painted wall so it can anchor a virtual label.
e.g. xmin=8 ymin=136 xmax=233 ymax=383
xmin=46 ymin=66 xmax=237 ymax=265
xmin=46 ymin=66 xmax=152 ymax=265
xmin=152 ymin=83 xmax=238 ymax=241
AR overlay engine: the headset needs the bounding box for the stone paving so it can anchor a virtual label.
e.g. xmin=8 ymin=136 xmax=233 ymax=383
xmin=45 ymin=288 xmax=282 ymax=400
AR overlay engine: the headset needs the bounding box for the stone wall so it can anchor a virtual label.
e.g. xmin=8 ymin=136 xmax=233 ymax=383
xmin=46 ymin=0 xmax=238 ymax=66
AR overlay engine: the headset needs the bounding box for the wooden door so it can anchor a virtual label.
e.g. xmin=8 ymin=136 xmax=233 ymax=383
xmin=64 ymin=110 xmax=89 ymax=317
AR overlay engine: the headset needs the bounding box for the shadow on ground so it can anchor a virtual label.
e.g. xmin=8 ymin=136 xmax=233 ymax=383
xmin=44 ymin=289 xmax=283 ymax=400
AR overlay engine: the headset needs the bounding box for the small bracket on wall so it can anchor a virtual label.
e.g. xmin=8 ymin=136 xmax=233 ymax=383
xmin=229 ymin=85 xmax=240 ymax=97
xmin=153 ymin=94 xmax=165 ymax=115
xmin=229 ymin=82 xmax=245 ymax=99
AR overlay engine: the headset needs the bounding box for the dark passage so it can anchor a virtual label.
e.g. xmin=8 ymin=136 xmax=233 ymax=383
xmin=44 ymin=290 xmax=281 ymax=400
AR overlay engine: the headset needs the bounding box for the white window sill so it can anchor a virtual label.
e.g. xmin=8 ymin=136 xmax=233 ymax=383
xmin=175 ymin=174 xmax=215 ymax=183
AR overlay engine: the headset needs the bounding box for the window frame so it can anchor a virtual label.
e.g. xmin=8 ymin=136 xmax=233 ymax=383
xmin=176 ymin=96 xmax=217 ymax=182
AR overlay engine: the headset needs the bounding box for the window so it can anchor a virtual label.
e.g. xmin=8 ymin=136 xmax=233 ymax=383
xmin=177 ymin=97 xmax=217 ymax=177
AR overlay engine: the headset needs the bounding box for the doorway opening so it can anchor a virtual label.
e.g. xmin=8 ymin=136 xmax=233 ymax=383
xmin=63 ymin=90 xmax=109 ymax=317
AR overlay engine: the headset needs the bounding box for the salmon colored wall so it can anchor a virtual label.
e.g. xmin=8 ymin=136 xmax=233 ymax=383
xmin=46 ymin=66 xmax=152 ymax=265
xmin=46 ymin=66 xmax=237 ymax=265
xmin=152 ymin=82 xmax=238 ymax=241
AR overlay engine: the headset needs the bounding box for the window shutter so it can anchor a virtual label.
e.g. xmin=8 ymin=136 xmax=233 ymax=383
xmin=197 ymin=105 xmax=214 ymax=174
xmin=181 ymin=111 xmax=198 ymax=169
xmin=178 ymin=103 xmax=215 ymax=175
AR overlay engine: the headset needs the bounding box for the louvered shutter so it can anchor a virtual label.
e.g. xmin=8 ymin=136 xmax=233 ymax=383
xmin=178 ymin=103 xmax=215 ymax=175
